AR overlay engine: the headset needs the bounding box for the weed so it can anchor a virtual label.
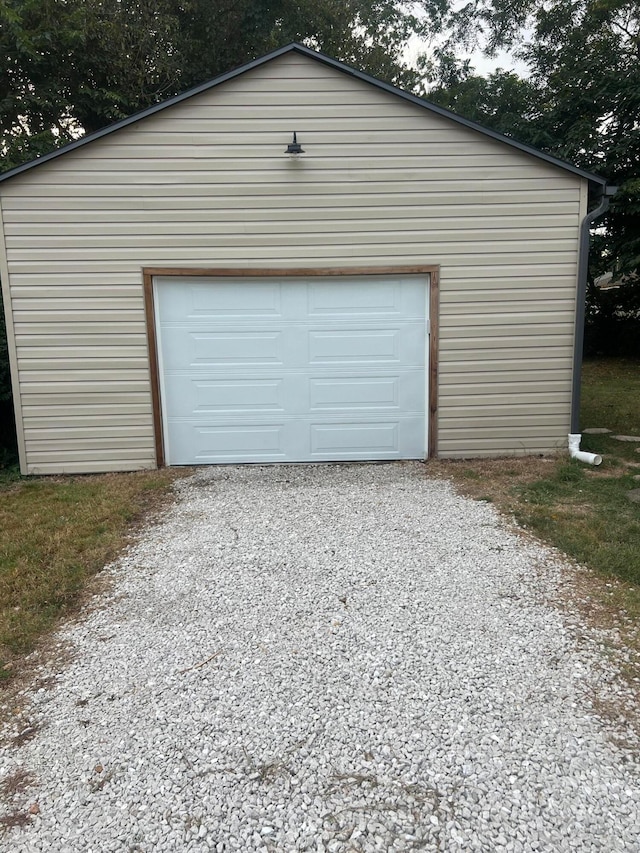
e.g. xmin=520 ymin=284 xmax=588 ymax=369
xmin=328 ymin=772 xmax=378 ymax=790
xmin=555 ymin=460 xmax=585 ymax=483
xmin=242 ymin=747 xmax=291 ymax=782
xmin=0 ymin=810 xmax=30 ymax=830
xmin=0 ymin=768 xmax=35 ymax=797
xmin=461 ymin=468 xmax=481 ymax=480
xmin=88 ymin=769 xmax=113 ymax=793
xmin=11 ymin=726 xmax=39 ymax=748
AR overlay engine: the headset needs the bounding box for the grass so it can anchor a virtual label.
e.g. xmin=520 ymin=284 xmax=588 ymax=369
xmin=0 ymin=467 xmax=186 ymax=683
xmin=517 ymin=358 xmax=640 ymax=585
xmin=581 ymin=358 xmax=640 ymax=437
xmin=518 ymin=460 xmax=640 ymax=584
xmin=427 ymin=356 xmax=640 ymax=693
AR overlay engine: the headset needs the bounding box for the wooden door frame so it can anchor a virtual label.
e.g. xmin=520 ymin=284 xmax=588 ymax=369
xmin=143 ymin=265 xmax=440 ymax=467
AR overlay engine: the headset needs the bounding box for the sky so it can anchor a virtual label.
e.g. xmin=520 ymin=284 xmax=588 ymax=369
xmin=404 ymin=34 xmax=530 ymax=82
xmin=403 ymin=0 xmax=533 ymax=85
xmin=467 ymin=48 xmax=530 ymax=78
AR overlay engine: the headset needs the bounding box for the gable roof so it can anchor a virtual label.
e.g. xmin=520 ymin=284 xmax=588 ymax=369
xmin=0 ymin=42 xmax=607 ymax=187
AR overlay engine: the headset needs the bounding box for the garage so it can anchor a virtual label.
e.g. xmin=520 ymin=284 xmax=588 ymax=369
xmin=0 ymin=42 xmax=611 ymax=475
xmin=152 ymin=272 xmax=430 ymax=464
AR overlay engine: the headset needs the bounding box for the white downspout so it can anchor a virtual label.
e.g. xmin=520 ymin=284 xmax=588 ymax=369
xmin=568 ymin=433 xmax=602 ymax=466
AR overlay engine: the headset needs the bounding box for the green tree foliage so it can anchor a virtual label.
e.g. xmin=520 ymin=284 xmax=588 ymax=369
xmin=0 ymin=0 xmax=425 ymax=172
xmin=428 ymin=69 xmax=550 ymax=147
xmin=423 ymin=0 xmax=640 ymax=354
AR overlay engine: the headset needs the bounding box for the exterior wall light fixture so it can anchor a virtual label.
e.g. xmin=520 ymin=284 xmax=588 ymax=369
xmin=285 ymin=131 xmax=305 ymax=155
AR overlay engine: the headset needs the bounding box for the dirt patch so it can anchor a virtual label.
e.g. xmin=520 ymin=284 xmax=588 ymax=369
xmin=425 ymin=454 xmax=560 ymax=510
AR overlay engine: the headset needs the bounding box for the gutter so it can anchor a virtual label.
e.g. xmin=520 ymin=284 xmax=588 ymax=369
xmin=570 ymin=183 xmax=617 ymax=436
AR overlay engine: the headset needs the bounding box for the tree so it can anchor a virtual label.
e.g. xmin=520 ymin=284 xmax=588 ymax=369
xmin=428 ymin=69 xmax=553 ymax=148
xmin=0 ymin=0 xmax=426 ymax=172
xmin=422 ymin=0 xmax=640 ymax=354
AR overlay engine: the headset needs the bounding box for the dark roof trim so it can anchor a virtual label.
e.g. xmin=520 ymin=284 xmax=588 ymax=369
xmin=0 ymin=42 xmax=607 ymax=187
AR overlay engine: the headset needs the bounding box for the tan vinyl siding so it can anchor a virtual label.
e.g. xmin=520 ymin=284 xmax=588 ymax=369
xmin=0 ymin=51 xmax=588 ymax=472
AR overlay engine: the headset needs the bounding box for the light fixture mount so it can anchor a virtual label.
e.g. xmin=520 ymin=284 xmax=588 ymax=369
xmin=285 ymin=131 xmax=305 ymax=155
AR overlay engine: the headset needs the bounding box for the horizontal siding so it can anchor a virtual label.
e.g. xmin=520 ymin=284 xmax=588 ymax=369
xmin=441 ymin=283 xmax=575 ymax=300
xmin=4 ymin=199 xmax=581 ymax=216
xmin=27 ymin=449 xmax=156 ymax=463
xmin=53 ymin=142 xmax=554 ymax=159
xmin=17 ymin=345 xmax=147 ymax=358
xmin=7 ymin=260 xmax=578 ymax=276
xmin=14 ymin=157 xmax=572 ymax=174
xmin=0 ymin=50 xmax=586 ymax=471
xmin=4 ymin=213 xmax=579 ymax=230
xmin=25 ymin=461 xmax=156 ymax=474
xmin=23 ymin=412 xmax=152 ymax=425
xmin=20 ymin=378 xmax=151 ymax=392
xmin=440 ymin=376 xmax=572 ymax=392
xmin=3 ymin=185 xmax=579 ymax=204
xmin=4 ymin=223 xmax=578 ymax=240
xmin=436 ymin=439 xmax=568 ymax=458
xmin=441 ymin=396 xmax=570 ymax=412
xmin=5 ymin=243 xmax=579 ymax=259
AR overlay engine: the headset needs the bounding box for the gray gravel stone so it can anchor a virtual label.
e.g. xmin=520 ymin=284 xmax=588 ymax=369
xmin=0 ymin=463 xmax=638 ymax=853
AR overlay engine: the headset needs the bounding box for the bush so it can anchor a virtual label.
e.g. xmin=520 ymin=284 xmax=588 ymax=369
xmin=584 ymin=274 xmax=640 ymax=358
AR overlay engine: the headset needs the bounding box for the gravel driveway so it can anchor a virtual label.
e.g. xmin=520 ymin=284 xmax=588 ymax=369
xmin=1 ymin=463 xmax=639 ymax=852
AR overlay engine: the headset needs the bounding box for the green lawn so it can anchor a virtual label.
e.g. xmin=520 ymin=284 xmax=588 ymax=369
xmin=517 ymin=358 xmax=640 ymax=584
xmin=581 ymin=358 xmax=640 ymax=437
xmin=0 ymin=469 xmax=185 ymax=681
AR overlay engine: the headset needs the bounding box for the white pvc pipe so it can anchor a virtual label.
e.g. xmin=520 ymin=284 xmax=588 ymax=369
xmin=568 ymin=433 xmax=602 ymax=466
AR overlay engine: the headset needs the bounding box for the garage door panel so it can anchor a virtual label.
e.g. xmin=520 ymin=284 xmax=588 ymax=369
xmin=310 ymin=376 xmax=398 ymax=410
xmin=162 ymin=324 xmax=423 ymax=370
xmin=309 ymin=372 xmax=423 ymax=412
xmin=306 ymin=277 xmax=425 ymax=319
xmin=307 ymin=279 xmax=403 ymax=317
xmin=308 ymin=329 xmax=401 ymax=364
xmin=191 ymin=331 xmax=283 ymax=366
xmin=190 ymin=281 xmax=283 ymax=318
xmin=172 ymin=423 xmax=288 ymax=462
xmin=155 ymin=274 xmax=428 ymax=464
xmin=309 ymin=418 xmax=423 ymax=458
xmin=161 ymin=329 xmax=284 ymax=368
xmin=167 ymin=416 xmax=423 ymax=463
xmin=157 ymin=278 xmax=284 ymax=320
xmin=164 ymin=376 xmax=285 ymax=415
xmin=165 ymin=372 xmax=423 ymax=418
xmin=310 ymin=422 xmax=399 ymax=455
xmin=169 ymin=420 xmax=309 ymax=463
xmin=307 ymin=325 xmax=424 ymax=365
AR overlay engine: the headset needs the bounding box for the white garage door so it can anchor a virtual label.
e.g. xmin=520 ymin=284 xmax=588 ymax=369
xmin=154 ymin=274 xmax=428 ymax=464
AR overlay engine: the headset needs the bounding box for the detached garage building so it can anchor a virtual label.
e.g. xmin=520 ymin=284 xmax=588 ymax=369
xmin=0 ymin=43 xmax=611 ymax=475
